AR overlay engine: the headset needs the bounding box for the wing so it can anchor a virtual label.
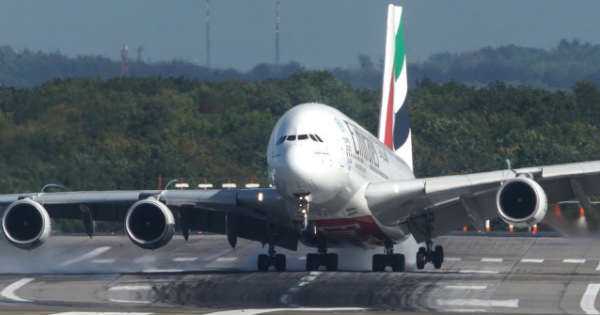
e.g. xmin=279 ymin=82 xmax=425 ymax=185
xmin=0 ymin=188 xmax=298 ymax=250
xmin=366 ymin=161 xmax=600 ymax=242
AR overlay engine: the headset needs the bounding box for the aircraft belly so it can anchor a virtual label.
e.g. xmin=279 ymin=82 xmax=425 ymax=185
xmin=312 ymin=214 xmax=390 ymax=247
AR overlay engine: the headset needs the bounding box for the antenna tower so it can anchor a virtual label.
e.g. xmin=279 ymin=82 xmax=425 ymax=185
xmin=120 ymin=44 xmax=129 ymax=77
xmin=205 ymin=0 xmax=211 ymax=68
xmin=275 ymin=0 xmax=281 ymax=64
xmin=136 ymin=45 xmax=144 ymax=63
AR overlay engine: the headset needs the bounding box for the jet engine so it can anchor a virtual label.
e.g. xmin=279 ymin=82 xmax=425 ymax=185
xmin=125 ymin=198 xmax=175 ymax=250
xmin=1 ymin=199 xmax=51 ymax=249
xmin=496 ymin=176 xmax=548 ymax=228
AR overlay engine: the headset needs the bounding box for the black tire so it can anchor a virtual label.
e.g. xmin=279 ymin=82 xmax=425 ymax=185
xmin=325 ymin=253 xmax=338 ymax=271
xmin=274 ymin=253 xmax=287 ymax=271
xmin=432 ymin=245 xmax=443 ymax=269
xmin=258 ymin=254 xmax=270 ymax=271
xmin=391 ymin=254 xmax=405 ymax=272
xmin=372 ymin=254 xmax=385 ymax=272
xmin=306 ymin=253 xmax=318 ymax=271
xmin=416 ymin=248 xmax=426 ymax=270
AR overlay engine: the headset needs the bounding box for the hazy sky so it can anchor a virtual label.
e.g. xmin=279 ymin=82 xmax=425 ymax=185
xmin=1 ymin=1 xmax=600 ymax=70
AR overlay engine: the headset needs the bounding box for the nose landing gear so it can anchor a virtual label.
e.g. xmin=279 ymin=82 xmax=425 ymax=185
xmin=416 ymin=240 xmax=444 ymax=270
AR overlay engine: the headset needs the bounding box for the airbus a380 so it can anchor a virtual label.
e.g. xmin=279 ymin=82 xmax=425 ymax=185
xmin=1 ymin=4 xmax=600 ymax=272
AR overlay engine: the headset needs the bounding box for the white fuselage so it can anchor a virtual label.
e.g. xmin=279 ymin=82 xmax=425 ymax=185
xmin=267 ymin=103 xmax=414 ymax=247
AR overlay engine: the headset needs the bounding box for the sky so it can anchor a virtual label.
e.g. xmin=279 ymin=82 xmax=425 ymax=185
xmin=1 ymin=1 xmax=600 ymax=70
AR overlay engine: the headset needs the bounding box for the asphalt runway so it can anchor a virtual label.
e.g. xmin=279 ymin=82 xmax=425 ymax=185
xmin=1 ymin=234 xmax=600 ymax=314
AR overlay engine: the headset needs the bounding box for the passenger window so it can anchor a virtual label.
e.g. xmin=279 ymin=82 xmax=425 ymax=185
xmin=287 ymin=135 xmax=296 ymax=141
xmin=298 ymin=134 xmax=308 ymax=140
xmin=276 ymin=136 xmax=286 ymax=145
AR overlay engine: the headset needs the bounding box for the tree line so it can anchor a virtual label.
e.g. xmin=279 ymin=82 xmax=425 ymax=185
xmin=0 ymin=73 xmax=599 ymax=194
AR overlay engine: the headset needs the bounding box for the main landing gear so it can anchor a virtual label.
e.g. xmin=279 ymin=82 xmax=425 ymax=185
xmin=416 ymin=240 xmax=444 ymax=270
xmin=257 ymin=243 xmax=287 ymax=272
xmin=372 ymin=240 xmax=405 ymax=272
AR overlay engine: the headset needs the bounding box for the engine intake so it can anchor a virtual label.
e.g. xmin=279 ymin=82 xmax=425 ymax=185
xmin=496 ymin=177 xmax=547 ymax=228
xmin=1 ymin=199 xmax=51 ymax=249
xmin=125 ymin=198 xmax=175 ymax=250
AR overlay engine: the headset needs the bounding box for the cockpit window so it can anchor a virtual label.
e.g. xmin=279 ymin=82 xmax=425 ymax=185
xmin=298 ymin=134 xmax=308 ymax=140
xmin=276 ymin=136 xmax=286 ymax=145
xmin=309 ymin=134 xmax=318 ymax=141
xmin=314 ymin=134 xmax=324 ymax=142
xmin=287 ymin=135 xmax=296 ymax=141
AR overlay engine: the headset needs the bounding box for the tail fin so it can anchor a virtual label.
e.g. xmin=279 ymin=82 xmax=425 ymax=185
xmin=377 ymin=4 xmax=413 ymax=171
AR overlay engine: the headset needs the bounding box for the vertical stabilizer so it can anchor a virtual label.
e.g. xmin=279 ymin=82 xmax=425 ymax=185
xmin=377 ymin=4 xmax=413 ymax=171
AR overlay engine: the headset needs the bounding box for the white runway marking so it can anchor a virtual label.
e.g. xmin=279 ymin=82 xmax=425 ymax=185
xmin=60 ymin=246 xmax=111 ymax=267
xmin=459 ymin=270 xmax=499 ymax=274
xmin=445 ymin=285 xmax=488 ymax=290
xmin=51 ymin=313 xmax=152 ymax=315
xmin=563 ymin=258 xmax=586 ymax=264
xmin=142 ymin=268 xmax=183 ymax=273
xmin=203 ymin=307 xmax=367 ymax=315
xmin=280 ymin=271 xmax=322 ymax=307
xmin=108 ymin=285 xmax=152 ymax=291
xmin=0 ymin=278 xmax=34 ymax=302
xmin=581 ymin=284 xmax=600 ymax=314
xmin=91 ymin=258 xmax=115 ymax=264
xmin=202 ymin=249 xmax=233 ymax=262
xmin=481 ymin=258 xmax=503 ymax=263
xmin=216 ymin=257 xmax=238 ymax=262
xmin=521 ymin=258 xmax=544 ymax=263
xmin=436 ymin=299 xmax=519 ymax=308
xmin=173 ymin=257 xmax=198 ymax=262
xmin=134 ymin=255 xmax=157 ymax=264
xmin=596 ymin=261 xmax=600 ymax=271
xmin=443 ymin=309 xmax=487 ymax=313
xmin=445 ymin=257 xmax=462 ymax=262
xmin=108 ymin=298 xmax=152 ymax=304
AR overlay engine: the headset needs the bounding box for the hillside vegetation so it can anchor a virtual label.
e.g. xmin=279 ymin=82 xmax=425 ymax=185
xmin=2 ymin=40 xmax=600 ymax=89
xmin=0 ymin=73 xmax=599 ymax=193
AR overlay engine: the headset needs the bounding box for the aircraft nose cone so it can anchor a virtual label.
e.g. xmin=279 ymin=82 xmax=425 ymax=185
xmin=283 ymin=144 xmax=314 ymax=193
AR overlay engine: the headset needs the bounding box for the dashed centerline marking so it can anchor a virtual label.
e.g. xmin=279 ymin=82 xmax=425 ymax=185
xmin=563 ymin=258 xmax=586 ymax=264
xmin=216 ymin=257 xmax=238 ymax=262
xmin=444 ymin=285 xmax=488 ymax=290
xmin=581 ymin=284 xmax=600 ymax=314
xmin=458 ymin=270 xmax=500 ymax=274
xmin=0 ymin=278 xmax=35 ymax=302
xmin=109 ymin=285 xmax=152 ymax=291
xmin=91 ymin=258 xmax=115 ymax=264
xmin=436 ymin=299 xmax=519 ymax=308
xmin=60 ymin=246 xmax=111 ymax=267
xmin=51 ymin=312 xmax=152 ymax=315
xmin=521 ymin=258 xmax=544 ymax=263
xmin=481 ymin=258 xmax=503 ymax=263
xmin=595 ymin=261 xmax=600 ymax=271
xmin=173 ymin=257 xmax=198 ymax=262
xmin=141 ymin=268 xmax=183 ymax=273
xmin=445 ymin=257 xmax=462 ymax=262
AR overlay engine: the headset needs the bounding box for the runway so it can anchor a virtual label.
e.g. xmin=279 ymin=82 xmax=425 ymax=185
xmin=1 ymin=234 xmax=600 ymax=314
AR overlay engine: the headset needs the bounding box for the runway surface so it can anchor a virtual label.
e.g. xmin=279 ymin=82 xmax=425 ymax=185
xmin=1 ymin=234 xmax=600 ymax=314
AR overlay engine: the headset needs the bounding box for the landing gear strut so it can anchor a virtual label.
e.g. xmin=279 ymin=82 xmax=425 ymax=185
xmin=306 ymin=238 xmax=338 ymax=271
xmin=416 ymin=240 xmax=444 ymax=270
xmin=257 ymin=243 xmax=287 ymax=272
xmin=296 ymin=195 xmax=310 ymax=232
xmin=372 ymin=240 xmax=405 ymax=272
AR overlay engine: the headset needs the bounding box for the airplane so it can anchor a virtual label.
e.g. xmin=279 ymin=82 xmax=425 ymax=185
xmin=1 ymin=4 xmax=600 ymax=272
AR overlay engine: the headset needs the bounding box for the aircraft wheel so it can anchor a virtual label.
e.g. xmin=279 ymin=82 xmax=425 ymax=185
xmin=325 ymin=253 xmax=338 ymax=271
xmin=391 ymin=254 xmax=405 ymax=272
xmin=372 ymin=254 xmax=385 ymax=272
xmin=432 ymin=245 xmax=444 ymax=269
xmin=258 ymin=254 xmax=270 ymax=271
xmin=306 ymin=253 xmax=319 ymax=271
xmin=274 ymin=253 xmax=287 ymax=271
xmin=416 ymin=247 xmax=427 ymax=270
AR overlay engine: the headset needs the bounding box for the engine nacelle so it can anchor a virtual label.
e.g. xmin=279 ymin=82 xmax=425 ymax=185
xmin=1 ymin=199 xmax=51 ymax=249
xmin=496 ymin=177 xmax=548 ymax=228
xmin=125 ymin=198 xmax=175 ymax=250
